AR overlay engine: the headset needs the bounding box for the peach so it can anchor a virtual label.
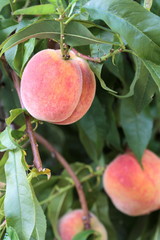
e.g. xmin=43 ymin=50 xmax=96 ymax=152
xmin=20 ymin=49 xmax=96 ymax=125
xmin=103 ymin=150 xmax=160 ymax=216
xmin=58 ymin=209 xmax=108 ymax=240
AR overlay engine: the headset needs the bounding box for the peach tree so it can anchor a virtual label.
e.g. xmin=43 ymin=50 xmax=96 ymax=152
xmin=0 ymin=0 xmax=160 ymax=240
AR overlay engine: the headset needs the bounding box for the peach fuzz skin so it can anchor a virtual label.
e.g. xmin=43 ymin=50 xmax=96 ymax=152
xmin=20 ymin=49 xmax=96 ymax=125
xmin=58 ymin=209 xmax=108 ymax=240
xmin=103 ymin=150 xmax=160 ymax=216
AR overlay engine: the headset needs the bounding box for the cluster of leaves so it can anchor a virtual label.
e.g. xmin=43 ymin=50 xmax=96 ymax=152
xmin=1 ymin=0 xmax=160 ymax=240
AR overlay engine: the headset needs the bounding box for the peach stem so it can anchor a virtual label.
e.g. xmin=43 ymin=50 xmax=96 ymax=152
xmin=35 ymin=132 xmax=91 ymax=230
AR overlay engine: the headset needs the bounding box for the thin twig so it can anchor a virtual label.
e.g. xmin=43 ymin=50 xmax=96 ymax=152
xmin=10 ymin=71 xmax=23 ymax=107
xmin=72 ymin=48 xmax=101 ymax=63
xmin=11 ymin=71 xmax=43 ymax=171
xmin=25 ymin=115 xmax=42 ymax=171
xmin=72 ymin=47 xmax=135 ymax=63
xmin=35 ymin=132 xmax=91 ymax=230
xmin=0 ymin=220 xmax=6 ymax=229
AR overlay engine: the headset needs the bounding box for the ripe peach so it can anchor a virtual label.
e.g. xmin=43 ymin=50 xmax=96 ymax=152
xmin=103 ymin=150 xmax=160 ymax=216
xmin=20 ymin=49 xmax=96 ymax=125
xmin=58 ymin=209 xmax=108 ymax=240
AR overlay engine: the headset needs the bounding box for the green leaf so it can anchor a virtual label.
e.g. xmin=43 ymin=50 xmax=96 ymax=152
xmin=62 ymin=162 xmax=93 ymax=180
xmin=0 ymin=20 xmax=114 ymax=55
xmin=103 ymin=54 xmax=140 ymax=99
xmin=0 ymin=152 xmax=8 ymax=168
xmin=5 ymin=227 xmax=19 ymax=240
xmin=77 ymin=97 xmax=107 ymax=161
xmin=4 ymin=150 xmax=35 ymax=240
xmin=21 ymin=38 xmax=36 ymax=72
xmin=13 ymin=4 xmax=57 ymax=15
xmin=90 ymin=30 xmax=113 ymax=57
xmin=85 ymin=0 xmax=160 ymax=65
xmin=116 ymin=58 xmax=141 ymax=99
xmin=134 ymin=59 xmax=156 ymax=112
xmin=13 ymin=43 xmax=24 ymax=74
xmin=105 ymin=56 xmax=126 ymax=85
xmin=48 ymin=0 xmax=57 ymax=4
xmin=143 ymin=60 xmax=160 ymax=91
xmin=0 ymin=152 xmax=8 ymax=182
xmin=65 ymin=21 xmax=111 ymax=46
xmin=29 ymin=190 xmax=46 ymax=240
xmin=33 ymin=176 xmax=61 ymax=203
xmin=0 ymin=127 xmax=19 ymax=151
xmin=0 ymin=61 xmax=20 ymax=112
xmin=106 ymin=110 xmax=121 ymax=150
xmin=105 ymin=97 xmax=121 ymax=151
xmin=151 ymin=0 xmax=160 ymax=16
xmin=4 ymin=19 xmax=34 ymax=73
xmin=89 ymin=62 xmax=117 ymax=93
xmin=0 ymin=0 xmax=10 ymax=11
xmin=151 ymin=213 xmax=160 ymax=240
xmin=0 ymin=195 xmax=5 ymax=223
xmin=68 ymin=0 xmax=89 ymax=20
xmin=120 ymin=97 xmax=153 ymax=161
xmin=128 ymin=216 xmax=149 ymax=240
xmin=48 ymin=190 xmax=73 ymax=240
xmin=92 ymin=193 xmax=117 ymax=240
xmin=0 ymin=20 xmax=58 ymax=54
xmin=0 ymin=19 xmax=18 ymax=44
xmin=90 ymin=53 xmax=140 ymax=99
xmin=72 ymin=230 xmax=96 ymax=240
xmin=6 ymin=109 xmax=25 ymax=125
xmin=5 ymin=45 xmax=18 ymax=72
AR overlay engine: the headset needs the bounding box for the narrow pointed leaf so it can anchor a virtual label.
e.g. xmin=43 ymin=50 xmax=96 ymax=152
xmin=4 ymin=150 xmax=35 ymax=240
xmin=0 ymin=20 xmax=114 ymax=55
xmin=29 ymin=190 xmax=46 ymax=240
xmin=13 ymin=4 xmax=57 ymax=16
xmin=48 ymin=191 xmax=72 ymax=240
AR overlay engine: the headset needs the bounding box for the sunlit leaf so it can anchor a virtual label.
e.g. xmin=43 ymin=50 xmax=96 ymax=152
xmin=13 ymin=4 xmax=57 ymax=15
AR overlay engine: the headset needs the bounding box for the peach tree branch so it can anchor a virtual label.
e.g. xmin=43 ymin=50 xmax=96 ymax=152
xmin=10 ymin=70 xmax=43 ymax=171
xmin=72 ymin=47 xmax=136 ymax=63
xmin=35 ymin=132 xmax=91 ymax=230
